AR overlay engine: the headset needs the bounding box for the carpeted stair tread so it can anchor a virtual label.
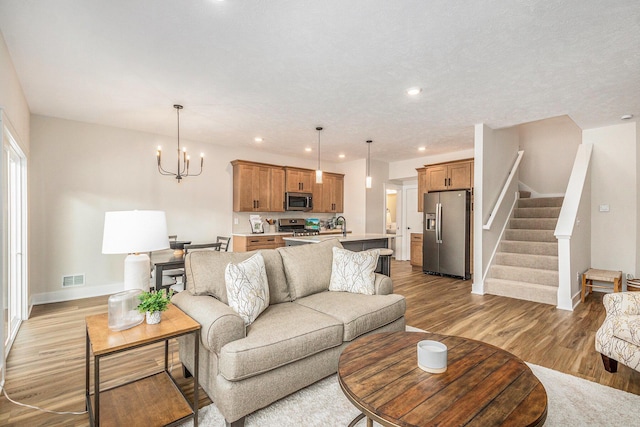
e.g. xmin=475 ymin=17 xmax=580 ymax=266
xmin=484 ymin=278 xmax=557 ymax=306
xmin=504 ymin=229 xmax=557 ymax=242
xmin=514 ymin=207 xmax=561 ymax=218
xmin=499 ymin=240 xmax=558 ymax=256
xmin=494 ymin=252 xmax=558 ymax=270
xmin=509 ymin=218 xmax=558 ymax=230
xmin=489 ymin=265 xmax=558 ymax=286
xmin=517 ymin=197 xmax=564 ymax=208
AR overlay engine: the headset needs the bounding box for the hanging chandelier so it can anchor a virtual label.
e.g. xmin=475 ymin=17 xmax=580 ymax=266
xmin=315 ymin=126 xmax=323 ymax=184
xmin=365 ymin=140 xmax=372 ymax=189
xmin=156 ymin=104 xmax=204 ymax=183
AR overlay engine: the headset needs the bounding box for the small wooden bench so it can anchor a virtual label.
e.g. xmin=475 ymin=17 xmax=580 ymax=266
xmin=581 ymin=269 xmax=622 ymax=302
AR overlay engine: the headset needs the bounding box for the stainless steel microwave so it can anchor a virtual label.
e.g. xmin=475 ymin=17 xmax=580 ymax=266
xmin=285 ymin=192 xmax=313 ymax=211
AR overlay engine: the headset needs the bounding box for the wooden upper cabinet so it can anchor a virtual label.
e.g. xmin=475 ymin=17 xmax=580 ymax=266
xmin=285 ymin=167 xmax=314 ymax=193
xmin=270 ymin=167 xmax=286 ymax=212
xmin=312 ymin=172 xmax=344 ymax=213
xmin=417 ymin=167 xmax=428 ymax=212
xmin=417 ymin=159 xmax=474 ymax=212
xmin=232 ymin=160 xmax=285 ymax=212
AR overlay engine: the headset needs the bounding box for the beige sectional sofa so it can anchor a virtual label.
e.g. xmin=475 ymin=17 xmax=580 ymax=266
xmin=172 ymin=238 xmax=406 ymax=427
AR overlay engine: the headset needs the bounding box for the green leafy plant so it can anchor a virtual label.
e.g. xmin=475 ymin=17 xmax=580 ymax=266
xmin=137 ymin=289 xmax=174 ymax=313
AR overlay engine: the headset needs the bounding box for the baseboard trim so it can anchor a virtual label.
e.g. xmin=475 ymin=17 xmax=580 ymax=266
xmin=30 ymin=283 xmax=124 ymax=306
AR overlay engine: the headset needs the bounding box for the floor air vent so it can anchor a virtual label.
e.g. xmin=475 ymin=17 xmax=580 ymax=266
xmin=62 ymin=274 xmax=85 ymax=287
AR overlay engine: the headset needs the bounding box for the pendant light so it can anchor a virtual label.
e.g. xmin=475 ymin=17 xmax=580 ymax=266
xmin=365 ymin=140 xmax=372 ymax=189
xmin=156 ymin=104 xmax=204 ymax=183
xmin=315 ymin=126 xmax=323 ymax=184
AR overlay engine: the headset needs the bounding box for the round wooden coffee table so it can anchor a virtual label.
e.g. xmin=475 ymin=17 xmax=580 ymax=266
xmin=338 ymin=331 xmax=547 ymax=427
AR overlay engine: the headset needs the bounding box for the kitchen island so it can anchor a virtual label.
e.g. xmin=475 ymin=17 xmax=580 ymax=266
xmin=283 ymin=233 xmax=391 ymax=251
xmin=284 ymin=233 xmax=393 ymax=276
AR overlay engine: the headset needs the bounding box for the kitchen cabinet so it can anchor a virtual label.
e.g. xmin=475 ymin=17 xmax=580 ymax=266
xmin=313 ymin=172 xmax=344 ymax=213
xmin=232 ymin=160 xmax=285 ymax=212
xmin=426 ymin=160 xmax=472 ymax=192
xmin=233 ymin=234 xmax=292 ymax=252
xmin=417 ymin=159 xmax=473 ymax=212
xmin=285 ymin=167 xmax=315 ymax=193
xmin=410 ymin=233 xmax=423 ymax=267
xmin=417 ymin=167 xmax=427 ymax=213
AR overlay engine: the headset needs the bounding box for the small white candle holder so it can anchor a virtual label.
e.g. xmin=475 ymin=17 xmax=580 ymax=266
xmin=417 ymin=340 xmax=448 ymax=373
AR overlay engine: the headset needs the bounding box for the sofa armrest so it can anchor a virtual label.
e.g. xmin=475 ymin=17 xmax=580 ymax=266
xmin=374 ymin=273 xmax=393 ymax=295
xmin=172 ymin=291 xmax=245 ymax=354
xmin=603 ymin=292 xmax=640 ymax=317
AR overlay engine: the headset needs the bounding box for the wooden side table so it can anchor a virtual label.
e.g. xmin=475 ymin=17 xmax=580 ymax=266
xmin=85 ymin=305 xmax=200 ymax=427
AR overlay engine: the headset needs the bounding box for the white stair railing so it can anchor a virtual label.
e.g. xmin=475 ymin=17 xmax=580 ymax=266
xmin=483 ymin=150 xmax=524 ymax=230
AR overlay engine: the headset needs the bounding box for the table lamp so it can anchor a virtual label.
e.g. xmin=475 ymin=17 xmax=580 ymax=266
xmin=102 ymin=210 xmax=170 ymax=291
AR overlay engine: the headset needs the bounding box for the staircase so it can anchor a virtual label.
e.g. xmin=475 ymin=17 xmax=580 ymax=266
xmin=485 ymin=196 xmax=563 ymax=306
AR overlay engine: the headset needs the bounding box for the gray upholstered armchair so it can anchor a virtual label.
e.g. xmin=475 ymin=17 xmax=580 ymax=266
xmin=595 ymin=292 xmax=640 ymax=373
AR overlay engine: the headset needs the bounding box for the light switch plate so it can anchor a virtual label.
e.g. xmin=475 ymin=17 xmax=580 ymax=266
xmin=599 ymin=204 xmax=610 ymax=212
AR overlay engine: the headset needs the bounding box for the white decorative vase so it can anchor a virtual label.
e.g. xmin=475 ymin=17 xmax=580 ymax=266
xmin=146 ymin=310 xmax=162 ymax=324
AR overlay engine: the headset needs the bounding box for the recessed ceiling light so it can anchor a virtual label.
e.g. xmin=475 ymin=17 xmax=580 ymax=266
xmin=418 ymin=146 xmax=426 ymax=151
xmin=254 ymin=137 xmax=263 ymax=142
xmin=339 ymin=154 xmax=345 ymax=159
xmin=305 ymin=147 xmax=312 ymax=152
xmin=621 ymin=114 xmax=633 ymax=120
xmin=407 ymin=87 xmax=422 ymax=96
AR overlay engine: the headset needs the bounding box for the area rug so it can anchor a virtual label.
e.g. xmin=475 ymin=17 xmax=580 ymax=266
xmin=182 ymin=362 xmax=640 ymax=426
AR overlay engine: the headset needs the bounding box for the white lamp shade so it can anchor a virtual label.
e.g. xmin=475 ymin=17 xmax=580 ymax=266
xmin=102 ymin=210 xmax=170 ymax=254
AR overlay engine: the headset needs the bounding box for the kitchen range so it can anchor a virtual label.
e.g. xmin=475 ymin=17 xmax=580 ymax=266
xmin=277 ymin=218 xmax=320 ymax=236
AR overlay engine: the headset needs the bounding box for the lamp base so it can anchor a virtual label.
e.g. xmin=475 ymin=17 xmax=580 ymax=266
xmin=124 ymin=253 xmax=151 ymax=291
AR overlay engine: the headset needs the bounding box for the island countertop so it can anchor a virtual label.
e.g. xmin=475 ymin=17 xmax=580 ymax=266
xmin=283 ymin=233 xmax=393 ymax=244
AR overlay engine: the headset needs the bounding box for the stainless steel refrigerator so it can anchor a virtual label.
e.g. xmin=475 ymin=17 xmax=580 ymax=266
xmin=423 ymin=190 xmax=470 ymax=279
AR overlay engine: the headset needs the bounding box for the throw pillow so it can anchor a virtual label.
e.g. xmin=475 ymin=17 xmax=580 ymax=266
xmin=329 ymin=247 xmax=380 ymax=295
xmin=224 ymin=252 xmax=270 ymax=326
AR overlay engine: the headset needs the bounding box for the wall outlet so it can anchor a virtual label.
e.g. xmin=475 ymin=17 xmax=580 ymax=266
xmin=234 ymin=217 xmax=238 ymax=225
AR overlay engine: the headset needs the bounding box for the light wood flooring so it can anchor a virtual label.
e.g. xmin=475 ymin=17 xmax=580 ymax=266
xmin=1 ymin=260 xmax=639 ymax=426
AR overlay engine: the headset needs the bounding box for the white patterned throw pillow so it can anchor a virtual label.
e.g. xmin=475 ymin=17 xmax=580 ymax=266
xmin=329 ymin=247 xmax=380 ymax=295
xmin=224 ymin=253 xmax=270 ymax=325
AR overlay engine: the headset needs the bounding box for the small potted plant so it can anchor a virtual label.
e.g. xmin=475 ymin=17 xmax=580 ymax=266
xmin=137 ymin=289 xmax=174 ymax=324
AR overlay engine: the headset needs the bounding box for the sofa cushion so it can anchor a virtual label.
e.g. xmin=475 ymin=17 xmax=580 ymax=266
xmin=225 ymin=253 xmax=270 ymax=326
xmin=329 ymin=247 xmax=379 ymax=295
xmin=276 ymin=238 xmax=343 ymax=300
xmin=219 ymin=302 xmax=343 ymax=381
xmin=612 ymin=314 xmax=640 ymax=346
xmin=185 ymin=249 xmax=290 ymax=304
xmin=295 ymin=291 xmax=406 ymax=341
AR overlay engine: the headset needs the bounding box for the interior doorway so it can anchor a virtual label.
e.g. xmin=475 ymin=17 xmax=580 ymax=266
xmin=401 ymin=184 xmax=422 ymax=261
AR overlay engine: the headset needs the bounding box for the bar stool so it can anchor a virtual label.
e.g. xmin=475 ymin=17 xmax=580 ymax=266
xmin=378 ymin=248 xmax=393 ymax=277
xmin=581 ymin=269 xmax=622 ymax=302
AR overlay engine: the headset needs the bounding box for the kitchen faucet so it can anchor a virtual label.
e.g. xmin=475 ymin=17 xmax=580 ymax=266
xmin=336 ymin=216 xmax=347 ymax=237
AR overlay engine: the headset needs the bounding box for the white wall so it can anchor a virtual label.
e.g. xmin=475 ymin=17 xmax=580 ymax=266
xmin=29 ymin=115 xmax=343 ymax=303
xmin=365 ymin=159 xmax=388 ymax=234
xmin=473 ymin=124 xmax=520 ymax=293
xmin=0 ymin=32 xmax=30 ymax=151
xmin=388 ymin=148 xmax=475 ymax=181
xmin=585 ymin=121 xmax=637 ymax=277
xmin=518 ymin=116 xmax=581 ymax=196
xmin=340 ymin=158 xmax=366 ymax=234
xmin=568 ymin=164 xmax=591 ymax=302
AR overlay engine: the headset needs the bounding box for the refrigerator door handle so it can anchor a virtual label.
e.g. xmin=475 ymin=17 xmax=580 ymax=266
xmin=436 ymin=202 xmax=443 ymax=243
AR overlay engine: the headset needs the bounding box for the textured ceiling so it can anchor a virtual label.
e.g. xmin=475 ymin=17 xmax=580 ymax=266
xmin=0 ymin=0 xmax=638 ymax=163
